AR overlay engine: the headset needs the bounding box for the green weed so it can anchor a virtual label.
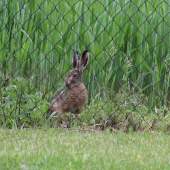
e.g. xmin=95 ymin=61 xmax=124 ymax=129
xmin=0 ymin=76 xmax=47 ymax=128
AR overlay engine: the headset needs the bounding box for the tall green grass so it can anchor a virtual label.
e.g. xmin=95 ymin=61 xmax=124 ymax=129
xmin=0 ymin=0 xmax=170 ymax=109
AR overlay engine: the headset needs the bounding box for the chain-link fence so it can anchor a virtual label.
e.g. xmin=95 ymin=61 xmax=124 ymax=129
xmin=0 ymin=0 xmax=170 ymax=131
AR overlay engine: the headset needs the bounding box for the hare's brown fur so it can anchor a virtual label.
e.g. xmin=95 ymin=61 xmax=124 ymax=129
xmin=46 ymin=50 xmax=89 ymax=121
xmin=50 ymin=83 xmax=87 ymax=115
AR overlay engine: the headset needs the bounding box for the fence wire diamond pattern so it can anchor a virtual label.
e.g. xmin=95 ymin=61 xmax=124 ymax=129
xmin=0 ymin=0 xmax=170 ymax=131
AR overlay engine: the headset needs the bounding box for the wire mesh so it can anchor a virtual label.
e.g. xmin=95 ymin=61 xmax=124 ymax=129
xmin=0 ymin=0 xmax=170 ymax=131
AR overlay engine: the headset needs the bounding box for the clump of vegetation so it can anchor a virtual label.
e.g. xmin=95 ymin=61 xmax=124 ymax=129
xmin=0 ymin=74 xmax=47 ymax=128
xmin=49 ymin=80 xmax=170 ymax=132
xmin=1 ymin=72 xmax=170 ymax=132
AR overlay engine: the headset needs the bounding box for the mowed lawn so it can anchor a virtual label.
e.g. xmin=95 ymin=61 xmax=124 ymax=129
xmin=0 ymin=129 xmax=169 ymax=170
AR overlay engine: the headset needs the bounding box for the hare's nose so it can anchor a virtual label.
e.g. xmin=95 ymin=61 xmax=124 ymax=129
xmin=65 ymin=81 xmax=70 ymax=88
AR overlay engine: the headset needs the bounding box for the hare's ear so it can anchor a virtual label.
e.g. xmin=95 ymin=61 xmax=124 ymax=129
xmin=73 ymin=51 xmax=78 ymax=69
xmin=80 ymin=50 xmax=89 ymax=69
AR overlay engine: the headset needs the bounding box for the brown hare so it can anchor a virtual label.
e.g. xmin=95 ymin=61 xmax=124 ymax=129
xmin=46 ymin=50 xmax=89 ymax=125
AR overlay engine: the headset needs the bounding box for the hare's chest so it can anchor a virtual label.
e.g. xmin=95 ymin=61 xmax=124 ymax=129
xmin=67 ymin=85 xmax=87 ymax=109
